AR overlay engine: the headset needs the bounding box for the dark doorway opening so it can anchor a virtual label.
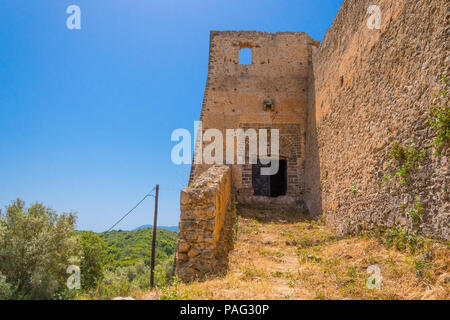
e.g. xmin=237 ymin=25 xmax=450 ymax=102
xmin=252 ymin=159 xmax=287 ymax=197
xmin=270 ymin=159 xmax=287 ymax=197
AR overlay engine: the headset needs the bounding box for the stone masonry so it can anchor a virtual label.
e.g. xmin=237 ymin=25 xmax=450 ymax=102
xmin=176 ymin=0 xmax=449 ymax=281
xmin=175 ymin=165 xmax=235 ymax=281
xmin=305 ymin=0 xmax=449 ymax=239
xmin=190 ymin=31 xmax=319 ymax=211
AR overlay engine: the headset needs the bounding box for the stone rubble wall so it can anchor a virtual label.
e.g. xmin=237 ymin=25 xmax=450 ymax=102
xmin=175 ymin=165 xmax=235 ymax=281
xmin=306 ymin=0 xmax=449 ymax=239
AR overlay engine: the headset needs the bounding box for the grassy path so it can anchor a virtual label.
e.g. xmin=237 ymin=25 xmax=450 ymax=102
xmin=140 ymin=209 xmax=449 ymax=300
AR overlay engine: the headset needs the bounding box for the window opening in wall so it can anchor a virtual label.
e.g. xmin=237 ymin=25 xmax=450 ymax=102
xmin=239 ymin=48 xmax=252 ymax=65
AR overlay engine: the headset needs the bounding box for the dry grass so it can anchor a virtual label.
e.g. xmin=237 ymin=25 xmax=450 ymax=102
xmin=140 ymin=209 xmax=449 ymax=300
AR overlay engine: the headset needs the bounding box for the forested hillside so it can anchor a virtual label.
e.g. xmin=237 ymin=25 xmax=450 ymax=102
xmin=99 ymin=228 xmax=178 ymax=268
xmin=79 ymin=227 xmax=178 ymax=299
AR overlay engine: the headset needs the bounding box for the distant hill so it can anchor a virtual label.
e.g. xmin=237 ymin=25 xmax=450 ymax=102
xmin=133 ymin=225 xmax=179 ymax=233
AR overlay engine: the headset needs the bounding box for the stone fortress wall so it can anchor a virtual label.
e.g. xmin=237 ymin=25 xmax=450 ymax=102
xmin=305 ymin=0 xmax=449 ymax=239
xmin=176 ymin=0 xmax=449 ymax=280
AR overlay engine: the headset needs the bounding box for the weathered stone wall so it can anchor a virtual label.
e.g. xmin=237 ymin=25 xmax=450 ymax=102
xmin=306 ymin=0 xmax=449 ymax=239
xmin=179 ymin=1 xmax=449 ymax=282
xmin=176 ymin=165 xmax=235 ymax=281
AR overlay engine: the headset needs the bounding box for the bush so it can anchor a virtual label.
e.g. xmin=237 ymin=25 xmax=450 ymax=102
xmin=81 ymin=257 xmax=175 ymax=299
xmin=159 ymin=276 xmax=184 ymax=300
xmin=154 ymin=256 xmax=174 ymax=288
xmin=382 ymin=227 xmax=424 ymax=254
xmin=86 ymin=263 xmax=149 ymax=299
xmin=0 ymin=199 xmax=79 ymax=299
xmin=79 ymin=231 xmax=108 ymax=291
xmin=0 ymin=272 xmax=12 ymax=300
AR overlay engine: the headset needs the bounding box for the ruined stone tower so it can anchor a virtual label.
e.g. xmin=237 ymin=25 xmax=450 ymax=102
xmin=176 ymin=31 xmax=320 ymax=280
xmin=190 ymin=31 xmax=320 ymax=210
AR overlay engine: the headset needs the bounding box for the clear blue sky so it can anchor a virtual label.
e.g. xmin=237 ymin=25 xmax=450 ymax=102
xmin=0 ymin=0 xmax=343 ymax=232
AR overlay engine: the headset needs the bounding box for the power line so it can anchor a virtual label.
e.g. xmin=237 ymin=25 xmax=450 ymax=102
xmin=105 ymin=189 xmax=155 ymax=232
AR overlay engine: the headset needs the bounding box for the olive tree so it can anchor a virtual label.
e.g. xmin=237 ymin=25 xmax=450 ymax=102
xmin=0 ymin=199 xmax=79 ymax=299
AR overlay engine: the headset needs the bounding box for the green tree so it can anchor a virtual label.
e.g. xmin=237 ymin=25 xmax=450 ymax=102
xmin=0 ymin=272 xmax=12 ymax=299
xmin=79 ymin=231 xmax=108 ymax=291
xmin=154 ymin=256 xmax=175 ymax=288
xmin=0 ymin=199 xmax=79 ymax=299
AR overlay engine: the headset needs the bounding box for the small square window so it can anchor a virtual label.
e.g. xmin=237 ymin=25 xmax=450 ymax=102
xmin=239 ymin=48 xmax=252 ymax=65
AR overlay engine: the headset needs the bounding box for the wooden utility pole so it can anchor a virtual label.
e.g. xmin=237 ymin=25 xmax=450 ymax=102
xmin=150 ymin=184 xmax=159 ymax=289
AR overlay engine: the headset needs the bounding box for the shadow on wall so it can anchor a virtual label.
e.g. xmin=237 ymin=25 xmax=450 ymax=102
xmin=304 ymin=59 xmax=323 ymax=217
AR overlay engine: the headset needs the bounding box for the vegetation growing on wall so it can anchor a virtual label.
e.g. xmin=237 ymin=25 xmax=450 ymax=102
xmin=363 ymin=76 xmax=450 ymax=244
xmin=408 ymin=196 xmax=425 ymax=227
xmin=376 ymin=76 xmax=449 ymax=234
xmin=384 ymin=141 xmax=427 ymax=185
xmin=427 ymin=75 xmax=449 ymax=154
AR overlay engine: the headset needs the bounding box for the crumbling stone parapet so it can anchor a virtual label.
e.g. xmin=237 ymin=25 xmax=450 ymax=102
xmin=175 ymin=165 xmax=235 ymax=281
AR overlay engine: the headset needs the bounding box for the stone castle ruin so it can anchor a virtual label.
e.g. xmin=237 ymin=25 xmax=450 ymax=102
xmin=175 ymin=0 xmax=449 ymax=281
xmin=189 ymin=31 xmax=319 ymax=211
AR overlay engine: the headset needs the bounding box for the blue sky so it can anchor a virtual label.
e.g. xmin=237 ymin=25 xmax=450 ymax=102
xmin=0 ymin=0 xmax=343 ymax=232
